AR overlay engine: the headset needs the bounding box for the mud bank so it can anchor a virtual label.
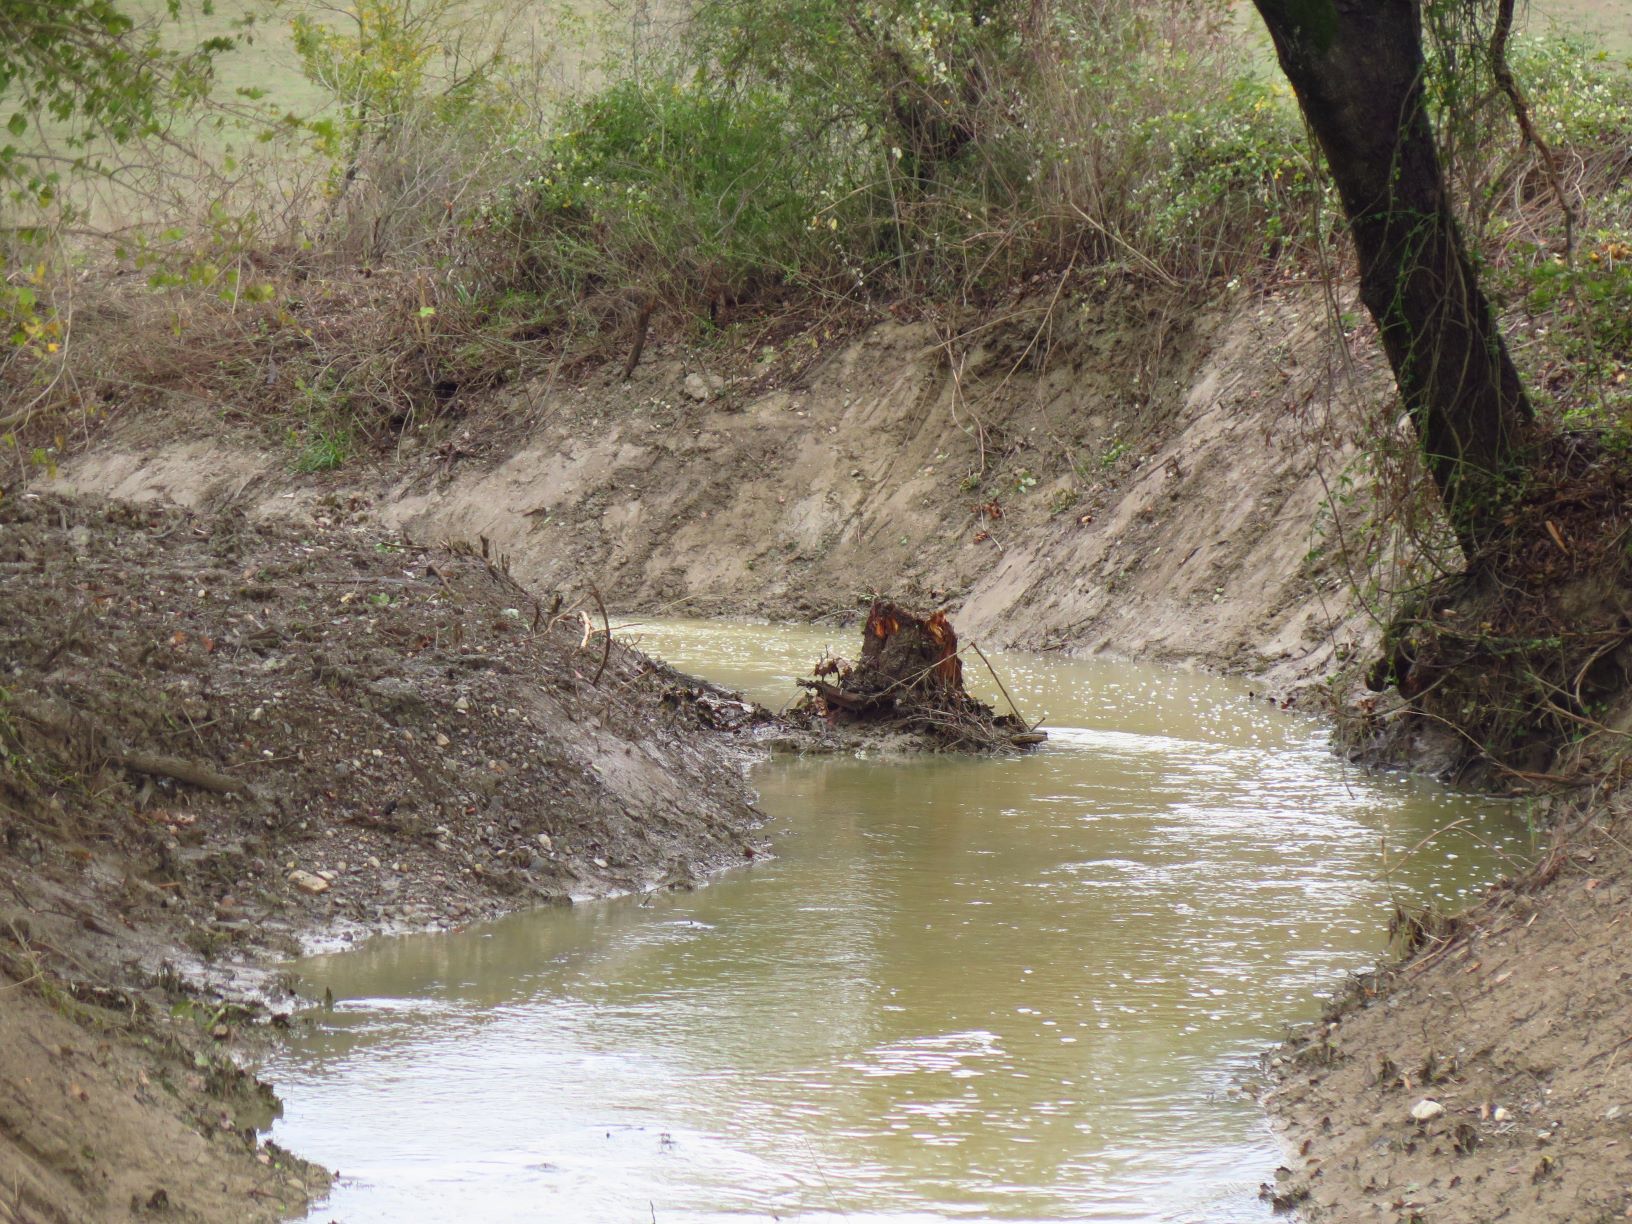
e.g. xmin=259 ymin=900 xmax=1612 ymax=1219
xmin=0 ymin=492 xmax=765 ymax=1222
xmin=1263 ymin=792 xmax=1632 ymax=1222
xmin=49 ymin=281 xmax=1392 ymax=697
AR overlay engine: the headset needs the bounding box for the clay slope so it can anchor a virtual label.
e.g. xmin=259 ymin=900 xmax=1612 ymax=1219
xmin=51 ymin=283 xmax=1390 ymax=692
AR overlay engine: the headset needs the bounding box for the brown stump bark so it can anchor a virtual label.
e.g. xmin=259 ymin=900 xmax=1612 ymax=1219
xmin=796 ymin=600 xmax=1044 ymax=750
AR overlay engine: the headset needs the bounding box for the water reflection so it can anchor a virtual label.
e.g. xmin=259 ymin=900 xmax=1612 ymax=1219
xmin=266 ymin=620 xmax=1527 ymax=1222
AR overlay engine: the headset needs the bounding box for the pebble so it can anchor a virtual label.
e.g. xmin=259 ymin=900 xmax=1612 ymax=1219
xmin=536 ymin=833 xmax=553 ymax=852
xmin=682 ymin=371 xmax=725 ymax=401
xmin=1411 ymin=1099 xmax=1445 ymax=1122
xmin=1493 ymin=1106 xmax=1512 ymax=1122
xmin=435 ymin=732 xmax=451 ymax=747
xmin=288 ymin=869 xmax=330 ymax=895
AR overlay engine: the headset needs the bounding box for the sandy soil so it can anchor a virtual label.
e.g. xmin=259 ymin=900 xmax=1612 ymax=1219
xmin=0 ymin=491 xmax=766 ymax=1222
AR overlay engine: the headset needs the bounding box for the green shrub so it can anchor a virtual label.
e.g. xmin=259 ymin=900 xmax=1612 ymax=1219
xmin=471 ymin=0 xmax=1322 ymax=325
xmin=1512 ymin=34 xmax=1632 ymax=144
xmin=476 ymin=77 xmax=869 ymax=311
xmin=1135 ymin=76 xmax=1319 ymax=273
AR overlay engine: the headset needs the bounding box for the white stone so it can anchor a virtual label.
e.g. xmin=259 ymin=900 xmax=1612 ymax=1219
xmin=1410 ymin=1099 xmax=1445 ymax=1122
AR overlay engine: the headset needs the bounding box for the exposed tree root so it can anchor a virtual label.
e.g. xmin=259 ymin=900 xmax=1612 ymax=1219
xmin=790 ymin=600 xmax=1045 ymax=753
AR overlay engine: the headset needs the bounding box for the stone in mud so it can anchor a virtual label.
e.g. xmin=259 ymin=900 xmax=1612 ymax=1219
xmin=683 ymin=371 xmax=725 ymax=402
xmin=1410 ymin=1099 xmax=1445 ymax=1122
xmin=288 ymin=869 xmax=330 ymax=895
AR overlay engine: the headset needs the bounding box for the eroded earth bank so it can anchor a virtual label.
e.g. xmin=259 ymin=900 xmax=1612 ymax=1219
xmin=0 ymin=493 xmax=767 ymax=1222
xmin=7 ymin=279 xmax=1632 ymax=1221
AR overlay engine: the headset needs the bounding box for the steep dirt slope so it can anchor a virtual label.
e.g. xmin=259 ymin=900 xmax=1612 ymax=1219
xmin=51 ymin=282 xmax=1391 ymax=695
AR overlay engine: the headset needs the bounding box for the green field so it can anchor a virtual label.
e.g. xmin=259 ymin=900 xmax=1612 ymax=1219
xmin=127 ymin=0 xmax=672 ymax=119
xmin=10 ymin=1 xmax=666 ymax=228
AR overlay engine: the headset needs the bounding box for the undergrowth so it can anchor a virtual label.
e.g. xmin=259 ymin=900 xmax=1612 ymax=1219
xmin=2 ymin=0 xmax=1327 ymax=476
xmin=470 ymin=0 xmax=1320 ymax=322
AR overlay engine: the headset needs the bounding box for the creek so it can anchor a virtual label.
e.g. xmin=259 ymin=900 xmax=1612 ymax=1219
xmin=264 ymin=620 xmax=1528 ymax=1222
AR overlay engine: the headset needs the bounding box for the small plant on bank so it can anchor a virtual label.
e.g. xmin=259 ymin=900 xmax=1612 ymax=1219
xmin=285 ymin=374 xmax=353 ymax=473
xmin=288 ymin=425 xmax=351 ymax=474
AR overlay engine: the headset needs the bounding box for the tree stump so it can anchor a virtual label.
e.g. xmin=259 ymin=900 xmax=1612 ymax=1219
xmin=795 ymin=600 xmax=1043 ymax=751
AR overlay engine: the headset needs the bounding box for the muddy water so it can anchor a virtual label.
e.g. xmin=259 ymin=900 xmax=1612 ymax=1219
xmin=265 ymin=621 xmax=1528 ymax=1223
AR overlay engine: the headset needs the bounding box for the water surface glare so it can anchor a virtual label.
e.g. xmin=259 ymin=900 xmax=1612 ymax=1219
xmin=267 ymin=620 xmax=1528 ymax=1222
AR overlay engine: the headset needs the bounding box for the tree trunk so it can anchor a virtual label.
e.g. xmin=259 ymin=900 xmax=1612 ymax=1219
xmin=1251 ymin=0 xmax=1532 ymax=559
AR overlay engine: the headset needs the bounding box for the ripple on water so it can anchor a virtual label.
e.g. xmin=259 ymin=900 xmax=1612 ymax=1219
xmin=266 ymin=620 xmax=1528 ymax=1223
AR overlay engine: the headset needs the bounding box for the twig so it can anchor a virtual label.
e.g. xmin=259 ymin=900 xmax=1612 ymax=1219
xmin=120 ymin=751 xmax=254 ymax=797
xmin=1490 ymin=0 xmax=1578 ymax=254
xmin=1373 ymin=818 xmax=1471 ymax=882
xmin=969 ymin=640 xmax=1035 ymax=730
xmin=308 ymin=576 xmax=439 ymax=589
xmin=587 ymin=582 xmax=612 ymax=688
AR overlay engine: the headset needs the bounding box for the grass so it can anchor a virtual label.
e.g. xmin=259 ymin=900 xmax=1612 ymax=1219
xmin=289 ymin=425 xmax=351 ymax=473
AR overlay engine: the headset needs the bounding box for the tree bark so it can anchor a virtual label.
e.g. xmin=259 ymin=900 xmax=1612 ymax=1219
xmin=1251 ymin=0 xmax=1532 ymax=558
